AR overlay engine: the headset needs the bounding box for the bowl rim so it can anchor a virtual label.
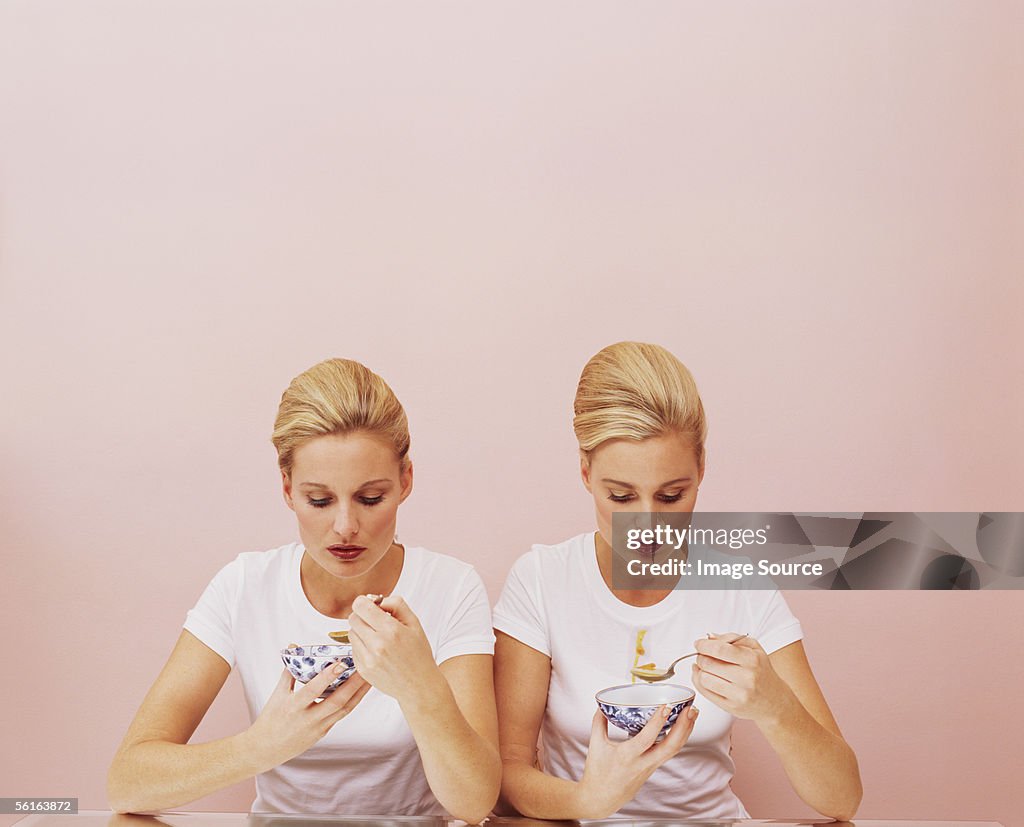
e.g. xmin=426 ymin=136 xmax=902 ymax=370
xmin=280 ymin=643 xmax=354 ymax=656
xmin=595 ymin=683 xmax=695 ymax=707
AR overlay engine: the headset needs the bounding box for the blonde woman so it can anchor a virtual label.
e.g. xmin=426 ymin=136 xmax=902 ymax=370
xmin=108 ymin=359 xmax=500 ymax=823
xmin=493 ymin=342 xmax=861 ymax=820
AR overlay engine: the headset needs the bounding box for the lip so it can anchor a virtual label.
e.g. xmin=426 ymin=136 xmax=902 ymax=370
xmin=327 ymin=545 xmax=366 ymax=561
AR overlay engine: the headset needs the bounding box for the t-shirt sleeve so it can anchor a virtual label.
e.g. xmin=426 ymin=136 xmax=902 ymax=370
xmin=492 ymin=551 xmax=550 ymax=657
xmin=435 ymin=565 xmax=496 ymax=665
xmin=752 ymin=589 xmax=803 ymax=655
xmin=182 ymin=558 xmax=242 ymax=668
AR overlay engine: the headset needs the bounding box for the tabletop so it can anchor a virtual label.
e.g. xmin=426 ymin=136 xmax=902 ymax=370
xmin=7 ymin=812 xmax=1005 ymax=827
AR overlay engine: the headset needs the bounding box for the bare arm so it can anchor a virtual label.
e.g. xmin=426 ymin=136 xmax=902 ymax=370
xmin=758 ymin=642 xmax=863 ymax=820
xmin=348 ymin=596 xmax=500 ymax=824
xmin=107 ymin=630 xmax=369 ymax=813
xmin=495 ymin=631 xmax=697 ymax=819
xmin=692 ymin=636 xmax=862 ymax=821
xmin=400 ymin=654 xmax=501 ymax=825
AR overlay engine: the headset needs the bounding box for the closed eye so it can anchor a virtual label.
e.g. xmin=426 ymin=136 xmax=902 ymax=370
xmin=607 ymin=492 xmax=686 ymax=504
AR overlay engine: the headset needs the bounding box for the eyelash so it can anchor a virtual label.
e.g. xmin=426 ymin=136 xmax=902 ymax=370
xmin=307 ymin=496 xmax=384 ymax=509
xmin=608 ymin=493 xmax=684 ymax=504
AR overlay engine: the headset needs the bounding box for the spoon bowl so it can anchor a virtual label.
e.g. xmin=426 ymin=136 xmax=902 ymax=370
xmin=631 ymin=633 xmax=748 ymax=682
xmin=327 ymin=595 xmax=384 ymax=644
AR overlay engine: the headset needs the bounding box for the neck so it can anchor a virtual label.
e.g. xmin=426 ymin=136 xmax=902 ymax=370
xmin=300 ymin=542 xmax=405 ymax=618
xmin=594 ymin=531 xmax=677 ymax=607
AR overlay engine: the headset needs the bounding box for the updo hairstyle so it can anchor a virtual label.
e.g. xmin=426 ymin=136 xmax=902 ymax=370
xmin=572 ymin=341 xmax=707 ymax=467
xmin=272 ymin=358 xmax=410 ymax=476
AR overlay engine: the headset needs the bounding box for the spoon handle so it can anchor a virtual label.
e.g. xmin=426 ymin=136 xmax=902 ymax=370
xmin=670 ymin=633 xmax=748 ymax=671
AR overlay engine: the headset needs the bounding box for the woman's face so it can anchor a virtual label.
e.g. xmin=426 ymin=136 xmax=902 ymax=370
xmin=283 ymin=431 xmax=412 ymax=580
xmin=582 ymin=432 xmax=705 ymax=543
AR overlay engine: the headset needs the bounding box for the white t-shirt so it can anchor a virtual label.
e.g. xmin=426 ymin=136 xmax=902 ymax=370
xmin=492 ymin=532 xmax=804 ymax=819
xmin=183 ymin=542 xmax=495 ymax=815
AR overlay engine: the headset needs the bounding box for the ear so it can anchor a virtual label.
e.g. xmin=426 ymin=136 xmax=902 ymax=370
xmin=579 ymin=452 xmax=593 ymax=494
xmin=282 ymin=470 xmax=296 ymax=511
xmin=398 ymin=460 xmax=414 ymax=504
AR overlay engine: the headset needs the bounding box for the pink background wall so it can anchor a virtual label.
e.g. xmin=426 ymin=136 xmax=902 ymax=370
xmin=1 ymin=3 xmax=1022 ymax=827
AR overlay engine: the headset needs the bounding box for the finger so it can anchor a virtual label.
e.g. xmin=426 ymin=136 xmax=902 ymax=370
xmin=322 ymin=676 xmax=373 ymax=727
xmin=378 ymin=596 xmax=419 ymax=627
xmin=347 ymin=627 xmax=373 ymax=675
xmin=348 ymin=597 xmax=382 ymax=632
xmin=631 ymin=704 xmax=669 ymax=753
xmin=350 ymin=594 xmax=399 ymax=631
xmin=589 ymin=709 xmax=611 ymax=746
xmin=694 ymin=656 xmax=742 ymax=683
xmin=692 ymin=663 xmax=733 ymax=702
xmin=297 ymin=657 xmax=353 ymax=703
xmin=709 ymin=631 xmax=749 ymax=643
xmin=708 ymin=632 xmax=761 ymax=656
xmin=348 ymin=612 xmax=374 ymax=638
xmin=694 ymin=637 xmax=746 ymax=665
xmin=319 ymin=671 xmax=368 ymax=715
xmin=651 ymin=705 xmax=699 ymax=759
xmin=730 ymin=635 xmax=764 ymax=654
xmin=273 ymin=667 xmax=296 ymax=696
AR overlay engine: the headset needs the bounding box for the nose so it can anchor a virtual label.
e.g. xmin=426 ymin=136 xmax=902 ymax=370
xmin=332 ymin=504 xmax=360 ymax=540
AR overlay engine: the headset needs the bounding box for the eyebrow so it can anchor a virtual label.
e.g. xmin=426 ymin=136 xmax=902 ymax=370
xmin=600 ymin=477 xmax=693 ymax=488
xmin=298 ymin=479 xmax=394 ymax=489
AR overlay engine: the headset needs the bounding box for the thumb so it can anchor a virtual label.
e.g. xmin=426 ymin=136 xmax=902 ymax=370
xmin=274 ymin=667 xmax=296 ymax=695
xmin=590 ymin=708 xmax=610 ymax=746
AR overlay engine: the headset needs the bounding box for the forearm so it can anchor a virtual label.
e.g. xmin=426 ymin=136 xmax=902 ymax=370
xmin=499 ymin=758 xmax=595 ymax=820
xmin=757 ymin=695 xmax=862 ymax=820
xmin=107 ymin=730 xmax=269 ymax=813
xmin=400 ymin=670 xmax=501 ymax=824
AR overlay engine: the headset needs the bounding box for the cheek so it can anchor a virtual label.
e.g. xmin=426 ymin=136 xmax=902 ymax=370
xmin=365 ymin=502 xmax=400 ymax=534
xmin=294 ymin=504 xmax=331 ymax=533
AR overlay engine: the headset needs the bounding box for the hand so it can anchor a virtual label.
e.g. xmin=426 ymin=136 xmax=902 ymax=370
xmin=245 ymin=663 xmax=371 ymax=770
xmin=691 ymin=632 xmax=795 ymax=724
xmin=576 ymin=703 xmax=699 ymax=818
xmin=348 ymin=594 xmax=440 ymax=704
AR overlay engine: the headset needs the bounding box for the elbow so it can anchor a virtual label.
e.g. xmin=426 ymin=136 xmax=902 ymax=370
xmin=449 ymin=788 xmax=498 ymax=827
xmin=829 ymin=799 xmax=861 ymax=823
xmin=452 ymin=807 xmax=493 ymax=827
xmin=446 ymin=749 xmax=501 ymax=825
xmin=839 ymin=782 xmax=864 ymax=822
xmin=107 ymin=759 xmax=147 ymax=815
xmin=821 ymin=777 xmax=863 ymax=822
xmin=107 ymin=764 xmax=130 ymax=814
xmin=106 ymin=784 xmax=134 ymax=815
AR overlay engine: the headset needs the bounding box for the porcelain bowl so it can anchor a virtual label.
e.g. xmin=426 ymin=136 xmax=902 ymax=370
xmin=280 ymin=644 xmax=355 ymax=697
xmin=595 ymin=682 xmax=695 ymax=738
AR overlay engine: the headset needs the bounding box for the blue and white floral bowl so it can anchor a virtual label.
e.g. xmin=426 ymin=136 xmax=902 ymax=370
xmin=596 ymin=683 xmax=695 ymax=738
xmin=280 ymin=644 xmax=355 ymax=697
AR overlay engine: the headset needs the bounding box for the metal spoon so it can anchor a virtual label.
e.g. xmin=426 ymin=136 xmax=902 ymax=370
xmin=327 ymin=594 xmax=384 ymax=642
xmin=630 ymin=633 xmax=748 ymax=682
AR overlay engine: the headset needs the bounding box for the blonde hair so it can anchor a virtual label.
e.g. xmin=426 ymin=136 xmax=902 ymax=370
xmin=272 ymin=358 xmax=410 ymax=475
xmin=573 ymin=341 xmax=707 ymax=466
